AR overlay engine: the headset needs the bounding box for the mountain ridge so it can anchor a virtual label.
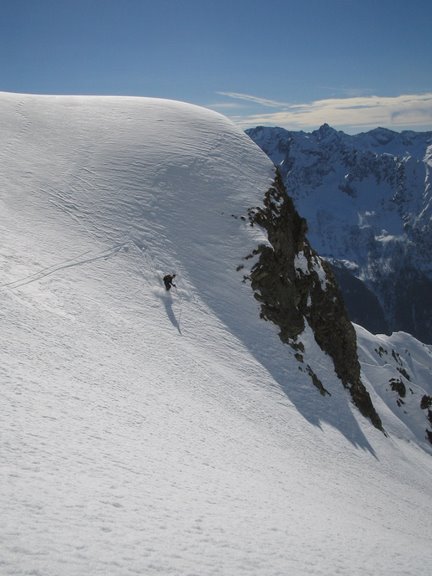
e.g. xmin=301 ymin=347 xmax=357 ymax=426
xmin=247 ymin=123 xmax=432 ymax=343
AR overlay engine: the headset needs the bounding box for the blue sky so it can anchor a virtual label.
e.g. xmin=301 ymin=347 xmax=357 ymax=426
xmin=1 ymin=0 xmax=431 ymax=133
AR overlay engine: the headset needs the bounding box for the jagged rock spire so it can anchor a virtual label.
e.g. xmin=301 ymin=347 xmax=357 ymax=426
xmin=248 ymin=171 xmax=384 ymax=431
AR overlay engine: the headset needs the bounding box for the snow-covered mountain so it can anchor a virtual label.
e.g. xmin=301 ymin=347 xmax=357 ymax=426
xmin=1 ymin=92 xmax=432 ymax=576
xmin=247 ymin=124 xmax=432 ymax=343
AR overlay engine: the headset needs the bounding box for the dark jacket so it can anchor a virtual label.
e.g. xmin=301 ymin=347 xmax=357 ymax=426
xmin=163 ymin=274 xmax=176 ymax=291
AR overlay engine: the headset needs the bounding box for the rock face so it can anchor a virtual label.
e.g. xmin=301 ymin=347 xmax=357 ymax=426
xmin=247 ymin=124 xmax=432 ymax=344
xmin=248 ymin=172 xmax=383 ymax=430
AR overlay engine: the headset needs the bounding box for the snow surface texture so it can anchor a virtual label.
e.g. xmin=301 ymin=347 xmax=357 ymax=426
xmin=1 ymin=93 xmax=432 ymax=576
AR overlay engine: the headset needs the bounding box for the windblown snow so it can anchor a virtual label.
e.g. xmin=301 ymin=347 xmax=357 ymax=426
xmin=1 ymin=92 xmax=431 ymax=576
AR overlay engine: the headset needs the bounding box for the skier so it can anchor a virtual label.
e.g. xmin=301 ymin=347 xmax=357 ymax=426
xmin=163 ymin=273 xmax=176 ymax=291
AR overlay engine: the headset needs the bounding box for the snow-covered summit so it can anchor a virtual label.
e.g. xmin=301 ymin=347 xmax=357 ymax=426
xmin=1 ymin=93 xmax=432 ymax=576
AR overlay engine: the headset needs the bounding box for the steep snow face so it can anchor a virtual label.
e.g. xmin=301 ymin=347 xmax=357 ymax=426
xmin=1 ymin=92 xmax=278 ymax=358
xmin=1 ymin=93 xmax=432 ymax=576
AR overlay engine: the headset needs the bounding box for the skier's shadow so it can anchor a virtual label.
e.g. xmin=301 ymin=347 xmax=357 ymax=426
xmin=162 ymin=293 xmax=182 ymax=335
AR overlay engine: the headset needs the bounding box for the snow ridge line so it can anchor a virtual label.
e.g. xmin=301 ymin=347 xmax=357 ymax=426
xmin=0 ymin=243 xmax=128 ymax=290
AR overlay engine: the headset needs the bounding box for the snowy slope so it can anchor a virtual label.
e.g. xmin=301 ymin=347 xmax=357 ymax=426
xmin=356 ymin=326 xmax=432 ymax=448
xmin=1 ymin=93 xmax=432 ymax=576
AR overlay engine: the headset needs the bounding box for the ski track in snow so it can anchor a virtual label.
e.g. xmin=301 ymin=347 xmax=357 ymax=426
xmin=1 ymin=93 xmax=432 ymax=576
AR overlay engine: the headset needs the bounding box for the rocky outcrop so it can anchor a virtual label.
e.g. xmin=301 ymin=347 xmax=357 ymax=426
xmin=247 ymin=171 xmax=383 ymax=431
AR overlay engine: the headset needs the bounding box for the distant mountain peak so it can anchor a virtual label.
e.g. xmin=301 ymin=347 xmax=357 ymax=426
xmin=313 ymin=123 xmax=339 ymax=141
xmin=367 ymin=126 xmax=399 ymax=144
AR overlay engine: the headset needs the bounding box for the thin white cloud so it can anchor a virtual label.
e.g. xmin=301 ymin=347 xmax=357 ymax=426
xmin=216 ymin=92 xmax=432 ymax=132
xmin=319 ymin=86 xmax=376 ymax=98
xmin=217 ymin=91 xmax=291 ymax=108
